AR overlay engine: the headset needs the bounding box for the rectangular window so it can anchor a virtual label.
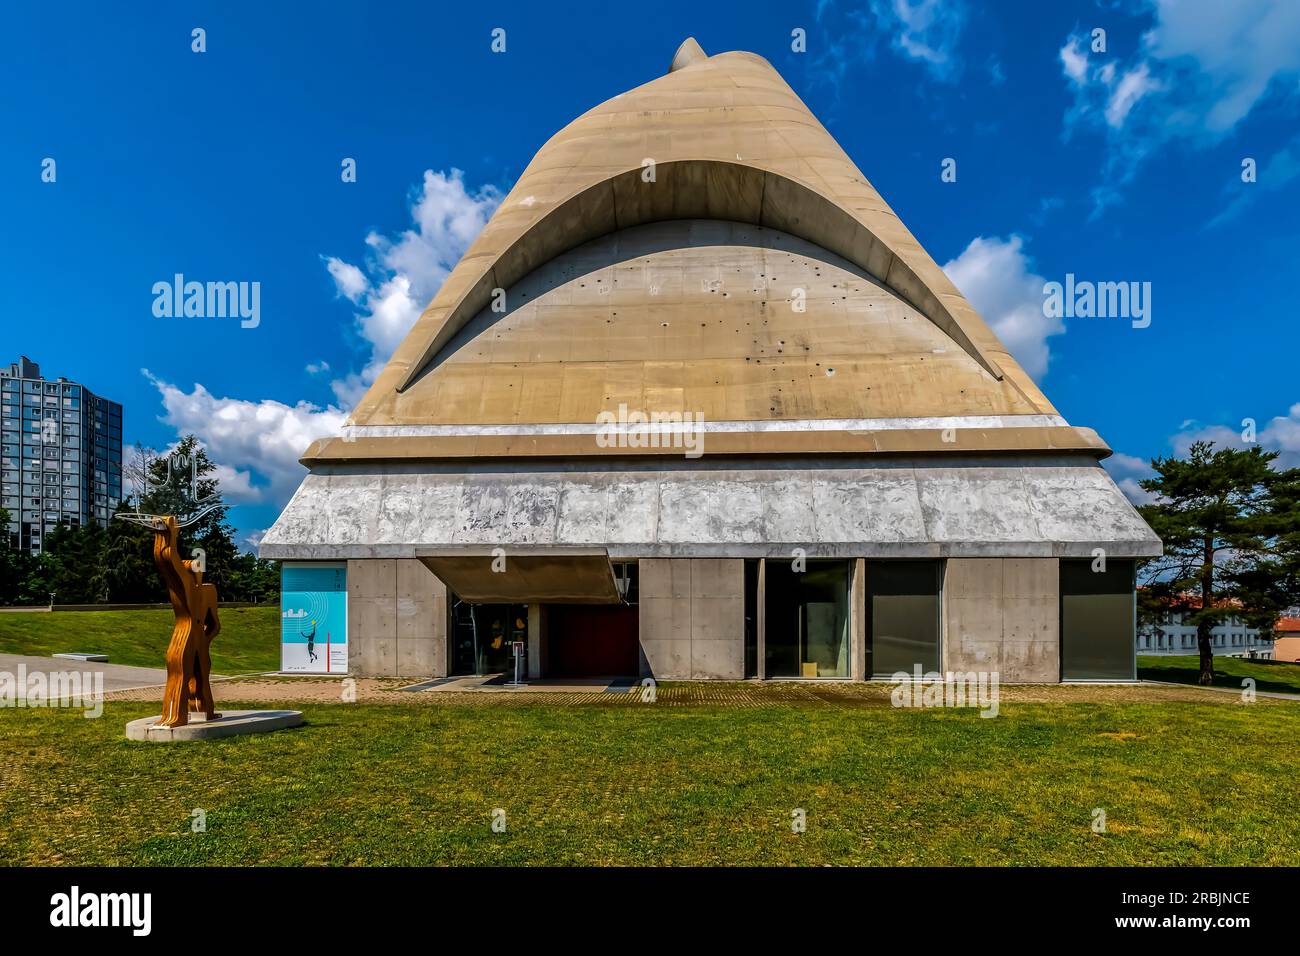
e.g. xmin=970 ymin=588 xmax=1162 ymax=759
xmin=764 ymin=559 xmax=850 ymax=678
xmin=868 ymin=561 xmax=941 ymax=678
xmin=1060 ymin=559 xmax=1135 ymax=681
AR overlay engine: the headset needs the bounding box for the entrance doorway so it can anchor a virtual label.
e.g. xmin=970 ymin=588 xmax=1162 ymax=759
xmin=546 ymin=604 xmax=639 ymax=677
xmin=451 ymin=602 xmax=527 ymax=676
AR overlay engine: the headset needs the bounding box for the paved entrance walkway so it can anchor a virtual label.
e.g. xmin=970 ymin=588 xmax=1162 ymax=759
xmin=399 ymin=675 xmax=636 ymax=694
xmin=0 ymin=653 xmax=170 ymax=693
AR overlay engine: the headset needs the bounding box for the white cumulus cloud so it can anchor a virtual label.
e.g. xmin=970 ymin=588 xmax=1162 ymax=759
xmin=324 ymin=169 xmax=502 ymax=408
xmin=146 ymin=372 xmax=346 ymax=507
xmin=1102 ymin=452 xmax=1157 ymax=506
xmin=1172 ymin=405 xmax=1300 ymax=470
xmin=324 ymin=257 xmax=367 ymax=303
xmin=1059 ymin=0 xmax=1300 ymax=216
xmin=139 ymin=168 xmax=502 ymax=529
xmin=1104 ymin=63 xmax=1161 ymax=129
xmin=872 ymin=0 xmax=968 ymax=81
xmin=1145 ymin=0 xmax=1300 ymax=133
xmin=1111 ymin=403 xmax=1300 ymax=507
xmin=941 ymin=235 xmax=1063 ymax=380
xmin=1059 ymin=36 xmax=1088 ymax=86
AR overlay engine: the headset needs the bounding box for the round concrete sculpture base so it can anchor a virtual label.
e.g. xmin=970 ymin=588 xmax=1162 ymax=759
xmin=126 ymin=710 xmax=303 ymax=742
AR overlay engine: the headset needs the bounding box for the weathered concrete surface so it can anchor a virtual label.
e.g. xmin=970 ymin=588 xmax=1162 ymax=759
xmin=347 ymin=559 xmax=447 ymax=679
xmin=399 ymin=558 xmax=448 ymax=678
xmin=126 ymin=710 xmax=302 ymax=742
xmin=348 ymin=42 xmax=1045 ymax=419
xmin=340 ymin=221 xmax=1048 ymax=430
xmin=943 ymin=558 xmax=1059 ymax=682
xmin=262 ymin=456 xmax=1160 ymax=560
xmin=639 ymin=558 xmax=744 ymax=679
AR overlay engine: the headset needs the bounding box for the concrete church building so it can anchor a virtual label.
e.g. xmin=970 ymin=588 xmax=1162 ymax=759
xmin=262 ymin=39 xmax=1160 ymax=684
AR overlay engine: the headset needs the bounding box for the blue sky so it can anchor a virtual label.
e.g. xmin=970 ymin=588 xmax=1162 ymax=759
xmin=4 ymin=0 xmax=1299 ymax=546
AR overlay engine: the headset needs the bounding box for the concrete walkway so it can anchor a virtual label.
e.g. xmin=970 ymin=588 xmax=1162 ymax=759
xmin=0 ymin=653 xmax=167 ymax=693
xmin=1140 ymin=678 xmax=1300 ymax=702
xmin=400 ymin=675 xmax=636 ymax=694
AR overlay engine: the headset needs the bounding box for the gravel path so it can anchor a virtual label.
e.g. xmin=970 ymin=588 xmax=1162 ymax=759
xmin=97 ymin=675 xmax=1271 ymax=708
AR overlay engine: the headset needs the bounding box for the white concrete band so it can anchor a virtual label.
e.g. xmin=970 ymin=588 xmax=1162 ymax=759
xmin=339 ymin=414 xmax=1070 ymax=439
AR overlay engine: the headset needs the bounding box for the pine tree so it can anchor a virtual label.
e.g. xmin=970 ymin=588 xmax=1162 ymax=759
xmin=1137 ymin=441 xmax=1300 ymax=685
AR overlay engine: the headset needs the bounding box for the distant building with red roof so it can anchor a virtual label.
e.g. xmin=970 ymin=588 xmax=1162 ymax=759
xmin=1274 ymin=617 xmax=1300 ymax=663
xmin=1138 ymin=590 xmax=1277 ymax=659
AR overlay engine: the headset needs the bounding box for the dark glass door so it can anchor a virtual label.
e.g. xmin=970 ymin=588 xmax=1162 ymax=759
xmin=451 ymin=602 xmax=527 ymax=676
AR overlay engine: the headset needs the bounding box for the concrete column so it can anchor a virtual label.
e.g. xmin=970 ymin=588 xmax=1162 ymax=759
xmin=397 ymin=559 xmax=448 ymax=679
xmin=526 ymin=603 xmax=547 ymax=679
xmin=851 ymin=558 xmax=867 ymax=681
xmin=690 ymin=559 xmax=744 ymax=679
xmin=347 ymin=558 xmax=448 ymax=679
xmin=639 ymin=558 xmax=690 ymax=678
xmin=1000 ymin=558 xmax=1059 ymax=682
xmin=639 ymin=558 xmax=744 ymax=679
xmin=347 ymin=559 xmax=396 ymax=677
xmin=943 ymin=558 xmax=1059 ymax=682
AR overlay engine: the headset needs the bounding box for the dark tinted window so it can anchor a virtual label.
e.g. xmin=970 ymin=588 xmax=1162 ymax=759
xmin=1060 ymin=559 xmax=1135 ymax=681
xmin=869 ymin=561 xmax=941 ymax=678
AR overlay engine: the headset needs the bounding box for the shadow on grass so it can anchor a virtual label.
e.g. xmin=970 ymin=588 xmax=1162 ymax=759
xmin=1137 ymin=655 xmax=1300 ymax=696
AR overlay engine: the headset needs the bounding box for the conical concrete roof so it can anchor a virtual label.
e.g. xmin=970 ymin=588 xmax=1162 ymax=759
xmin=306 ymin=40 xmax=1109 ymax=465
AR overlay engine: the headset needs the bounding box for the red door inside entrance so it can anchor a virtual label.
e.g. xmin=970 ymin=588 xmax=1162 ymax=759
xmin=546 ymin=604 xmax=639 ymax=677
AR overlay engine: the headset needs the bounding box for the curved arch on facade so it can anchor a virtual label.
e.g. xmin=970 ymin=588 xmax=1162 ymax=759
xmin=395 ymin=159 xmax=1005 ymax=392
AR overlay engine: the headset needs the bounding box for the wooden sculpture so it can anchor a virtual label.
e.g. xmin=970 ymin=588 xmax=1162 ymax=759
xmin=152 ymin=515 xmax=221 ymax=727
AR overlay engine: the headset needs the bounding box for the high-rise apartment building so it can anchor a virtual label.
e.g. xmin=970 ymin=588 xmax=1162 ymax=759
xmin=1 ymin=356 xmax=123 ymax=553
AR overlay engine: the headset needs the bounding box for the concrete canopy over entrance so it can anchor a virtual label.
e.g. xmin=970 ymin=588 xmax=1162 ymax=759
xmin=419 ymin=551 xmax=622 ymax=604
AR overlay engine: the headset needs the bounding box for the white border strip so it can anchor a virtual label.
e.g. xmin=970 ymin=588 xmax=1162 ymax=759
xmin=341 ymin=414 xmax=1068 ymax=439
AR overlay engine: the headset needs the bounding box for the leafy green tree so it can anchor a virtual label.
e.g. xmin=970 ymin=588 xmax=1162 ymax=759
xmin=227 ymin=553 xmax=281 ymax=603
xmin=1138 ymin=441 xmax=1300 ymax=685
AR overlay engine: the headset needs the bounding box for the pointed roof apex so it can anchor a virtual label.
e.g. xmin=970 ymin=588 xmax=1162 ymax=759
xmin=669 ymin=37 xmax=708 ymax=72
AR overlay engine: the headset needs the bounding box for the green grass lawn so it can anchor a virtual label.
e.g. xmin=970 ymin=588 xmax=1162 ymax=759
xmin=1 ymin=693 xmax=1296 ymax=866
xmin=0 ymin=607 xmax=279 ymax=674
xmin=1138 ymin=654 xmax=1300 ymax=695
